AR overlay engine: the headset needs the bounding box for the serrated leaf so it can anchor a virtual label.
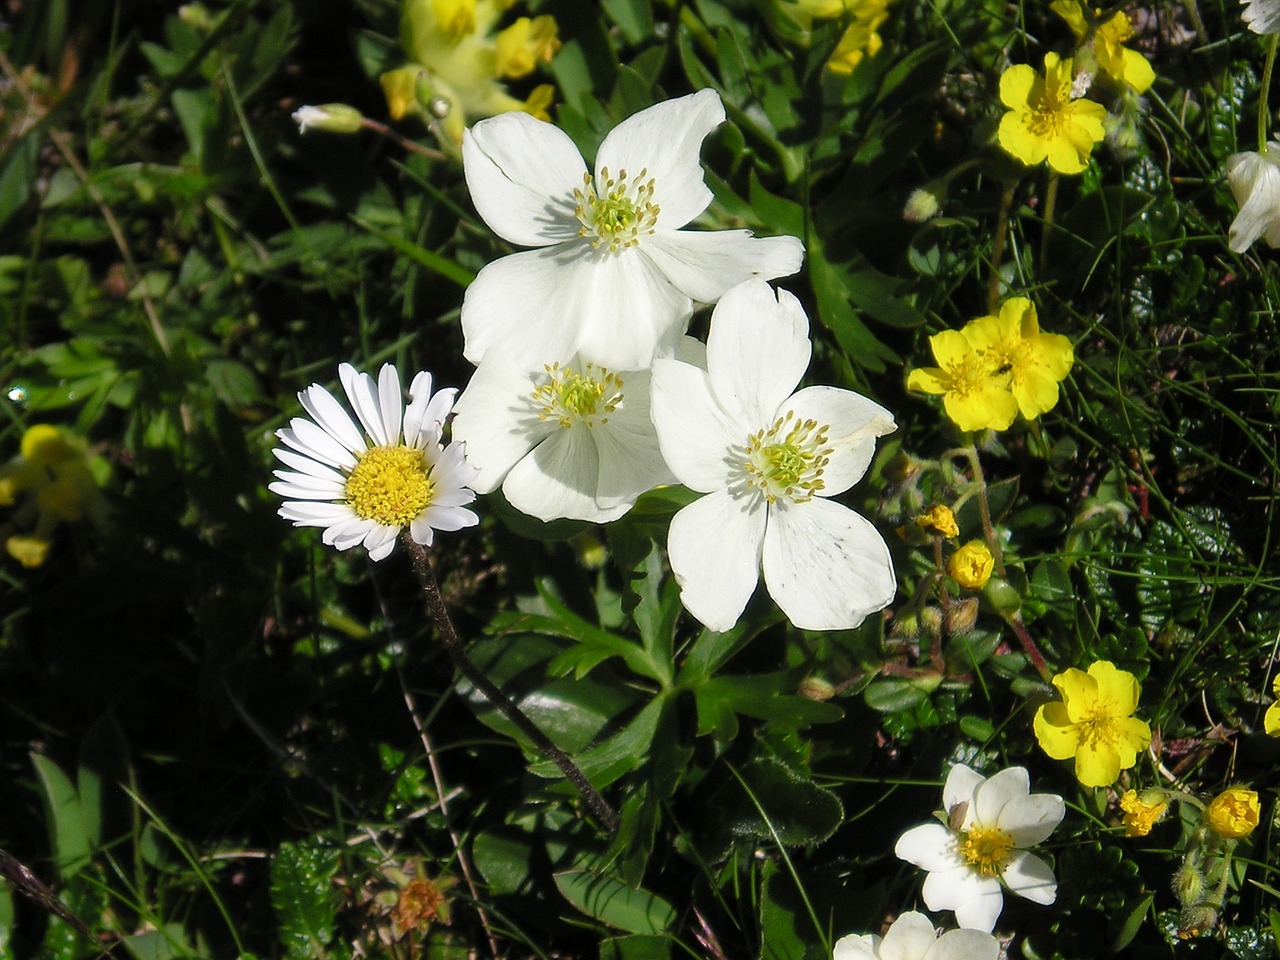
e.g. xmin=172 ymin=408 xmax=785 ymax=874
xmin=270 ymin=841 xmax=340 ymax=960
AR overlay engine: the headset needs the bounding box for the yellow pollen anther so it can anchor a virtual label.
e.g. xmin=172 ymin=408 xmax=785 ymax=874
xmin=532 ymin=362 xmax=624 ymax=429
xmin=573 ymin=166 xmax=660 ymax=252
xmin=959 ymin=826 xmax=1014 ymax=878
xmin=741 ymin=410 xmax=832 ymax=504
xmin=344 ymin=445 xmax=434 ymax=526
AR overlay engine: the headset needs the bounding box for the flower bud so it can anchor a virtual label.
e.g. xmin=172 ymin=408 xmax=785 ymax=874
xmin=292 ymin=104 xmax=364 ymax=135
xmin=945 ymin=596 xmax=979 ymax=636
xmin=889 ymin=610 xmax=919 ymax=641
xmin=6 ymin=534 xmax=51 ymax=568
xmin=982 ymin=576 xmax=1022 ymax=617
xmin=797 ymin=677 xmax=836 ymax=701
xmin=1205 ymin=786 xmax=1260 ymax=839
xmin=1119 ymin=787 xmax=1169 ymax=838
xmin=903 ymin=185 xmax=944 ymax=223
xmin=1177 ymin=903 xmax=1217 ymax=940
xmin=882 ymin=453 xmax=919 ymax=483
xmin=919 ymin=606 xmax=944 ymax=639
xmin=948 ymin=541 xmax=994 ymax=590
xmin=1171 ymin=861 xmax=1204 ymax=907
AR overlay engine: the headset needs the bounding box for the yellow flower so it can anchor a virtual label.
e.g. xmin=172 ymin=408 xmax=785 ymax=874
xmin=915 ymin=504 xmax=959 ymax=539
xmin=997 ymin=53 xmax=1107 ymax=175
xmin=1119 ymin=788 xmax=1167 ymax=837
xmin=1033 ymin=661 xmax=1152 ymax=787
xmin=1050 ymin=1 xmax=1155 ymax=94
xmin=6 ymin=534 xmax=51 ymax=568
xmin=826 ymin=0 xmax=893 ymax=75
xmin=494 ymin=16 xmax=560 ymax=79
xmin=963 ymin=298 xmax=1074 ymax=421
xmin=948 ymin=541 xmax=993 ymax=589
xmin=1205 ymin=787 xmax=1260 ymax=839
xmin=906 ymin=329 xmax=1018 ymax=432
xmin=1 ymin=424 xmax=106 ymax=567
xmin=1265 ymin=675 xmax=1280 ymax=736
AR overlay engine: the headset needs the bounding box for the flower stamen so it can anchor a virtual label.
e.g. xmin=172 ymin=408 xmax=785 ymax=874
xmin=573 ymin=167 xmax=660 ymax=252
xmin=533 ymin=362 xmax=624 ymax=429
xmin=741 ymin=410 xmax=832 ymax=504
xmin=345 ymin=446 xmax=434 ymax=526
xmin=959 ymin=825 xmax=1015 ymax=878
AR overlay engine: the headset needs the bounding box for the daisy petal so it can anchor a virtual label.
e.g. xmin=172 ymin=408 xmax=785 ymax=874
xmin=301 ymin=380 xmax=368 ymax=454
xmin=378 ymin=363 xmax=404 ymax=444
xmin=338 ymin=363 xmax=388 ymax=447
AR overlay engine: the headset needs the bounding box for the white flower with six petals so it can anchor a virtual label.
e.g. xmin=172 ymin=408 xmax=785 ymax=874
xmin=833 ymin=911 xmax=1000 ymax=960
xmin=461 ymin=90 xmax=804 ymax=371
xmin=270 ymin=363 xmax=479 ymax=561
xmin=649 ymin=279 xmax=896 ymax=632
xmin=893 ymin=764 xmax=1065 ymax=933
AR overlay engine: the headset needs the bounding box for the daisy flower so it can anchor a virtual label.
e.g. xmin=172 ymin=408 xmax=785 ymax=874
xmin=461 ymin=90 xmax=804 ymax=371
xmin=894 ymin=764 xmax=1065 ymax=933
xmin=649 ymin=279 xmax=896 ymax=632
xmin=270 ymin=363 xmax=479 ymax=561
xmin=834 ymin=911 xmax=999 ymax=960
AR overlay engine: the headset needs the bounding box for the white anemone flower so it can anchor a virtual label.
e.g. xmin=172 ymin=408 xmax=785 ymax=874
xmin=1226 ymin=142 xmax=1280 ymax=253
xmin=894 ymin=764 xmax=1065 ymax=933
xmin=649 ymin=279 xmax=896 ymax=632
xmin=1243 ymin=0 xmax=1280 ymax=33
xmin=833 ymin=911 xmax=1000 ymax=960
xmin=461 ymin=89 xmax=805 ymax=371
xmin=451 ymin=342 xmax=698 ymax=522
xmin=269 ymin=363 xmax=479 ymax=561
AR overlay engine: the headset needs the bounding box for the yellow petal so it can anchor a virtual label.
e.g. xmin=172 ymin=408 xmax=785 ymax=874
xmin=1049 ymin=0 xmax=1088 ymax=38
xmin=1264 ymin=701 xmax=1280 ymax=735
xmin=998 ymin=112 xmax=1048 ymax=167
xmin=1051 ymin=667 xmax=1099 ymax=723
xmin=1074 ymin=738 xmax=1122 ymax=787
xmin=1033 ymin=702 xmax=1081 ymax=760
xmin=998 ymin=64 xmax=1036 ymax=110
xmin=1087 ymin=660 xmax=1140 ymax=716
xmin=1118 ymin=47 xmax=1155 ymax=94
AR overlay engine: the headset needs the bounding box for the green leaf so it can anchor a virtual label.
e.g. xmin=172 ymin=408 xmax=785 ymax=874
xmin=472 ymin=828 xmax=536 ymax=896
xmin=600 ymin=934 xmax=673 ymax=960
xmin=30 ymin=753 xmax=93 ymax=878
xmin=528 ymin=696 xmax=663 ymax=787
xmin=862 ymin=677 xmax=930 ymax=713
xmin=1109 ymin=892 xmax=1154 ymax=953
xmin=270 ymin=840 xmax=341 ymax=960
xmin=350 ymin=215 xmax=474 ymax=287
xmin=728 ymin=759 xmax=843 ymax=847
xmin=553 ymin=870 xmax=676 ymax=935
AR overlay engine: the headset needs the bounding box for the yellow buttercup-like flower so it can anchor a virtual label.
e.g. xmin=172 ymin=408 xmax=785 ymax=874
xmin=826 ymin=0 xmax=893 ymax=75
xmin=1265 ymin=675 xmax=1280 ymax=735
xmin=1118 ymin=788 xmax=1167 ymax=837
xmin=1205 ymin=787 xmax=1260 ymax=839
xmin=964 ymin=298 xmax=1074 ymax=421
xmin=1050 ymin=1 xmax=1155 ymax=94
xmin=948 ymin=541 xmax=994 ymax=590
xmin=915 ymin=504 xmax=959 ymax=539
xmin=906 ymin=329 xmax=1017 ymax=432
xmin=1034 ymin=660 xmax=1151 ymax=787
xmin=997 ymin=53 xmax=1107 ymax=175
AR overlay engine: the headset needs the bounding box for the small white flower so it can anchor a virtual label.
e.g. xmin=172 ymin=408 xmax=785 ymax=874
xmin=451 ymin=344 xmax=692 ymax=522
xmin=894 ymin=764 xmax=1065 ymax=933
xmin=1243 ymin=0 xmax=1280 ymax=33
xmin=833 ymin=911 xmax=1000 ymax=960
xmin=461 ymin=90 xmax=805 ymax=371
xmin=291 ymin=103 xmax=363 ymax=134
xmin=649 ymin=279 xmax=896 ymax=632
xmin=1227 ymin=141 xmax=1280 ymax=253
xmin=269 ymin=363 xmax=479 ymax=561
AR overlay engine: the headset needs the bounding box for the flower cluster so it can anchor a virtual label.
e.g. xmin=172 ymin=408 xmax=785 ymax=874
xmin=772 ymin=0 xmax=895 ymax=75
xmin=906 ymin=298 xmax=1074 ymax=433
xmin=0 ymin=424 xmax=106 ymax=568
xmin=379 ymin=0 xmax=560 ymax=142
xmin=1050 ymin=1 xmax=1155 ymax=94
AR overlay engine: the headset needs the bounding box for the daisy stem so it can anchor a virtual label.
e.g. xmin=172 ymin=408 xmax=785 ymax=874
xmin=402 ymin=536 xmax=620 ymax=834
xmin=1259 ymin=34 xmax=1280 ymax=154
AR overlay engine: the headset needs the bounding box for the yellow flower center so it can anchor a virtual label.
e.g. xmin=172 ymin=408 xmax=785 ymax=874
xmin=573 ymin=167 xmax=660 ymax=252
xmin=960 ymin=826 xmax=1015 ymax=877
xmin=533 ymin=362 xmax=623 ymax=429
xmin=1026 ymin=80 xmax=1073 ymax=138
xmin=742 ymin=411 xmax=831 ymax=504
xmin=1098 ymin=11 xmax=1134 ymax=44
xmin=1075 ymin=705 xmax=1119 ymax=747
xmin=344 ymin=446 xmax=434 ymax=527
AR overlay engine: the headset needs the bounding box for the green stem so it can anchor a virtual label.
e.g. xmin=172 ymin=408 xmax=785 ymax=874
xmin=402 ymin=536 xmax=620 ymax=834
xmin=1039 ymin=172 xmax=1059 ymax=273
xmin=1260 ymin=34 xmax=1279 ymax=153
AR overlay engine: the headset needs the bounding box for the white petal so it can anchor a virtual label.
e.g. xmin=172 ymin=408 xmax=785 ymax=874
xmin=922 ymin=868 xmax=1002 ymax=933
xmin=362 ymin=524 xmax=400 ymax=561
xmin=463 ymin=112 xmax=587 ymax=246
xmin=503 ymin=428 xmax=623 ymax=523
xmin=403 ymin=372 xmax=444 ymax=449
xmin=272 ymin=448 xmax=348 ymax=486
xmin=642 ymin=230 xmax=804 ymax=303
xmin=927 ymin=929 xmax=1001 ymax=960
xmin=879 ymin=911 xmax=938 ymax=960
xmin=943 ymin=765 xmax=985 ymax=821
xmin=269 ymin=477 xmax=346 ymax=500
xmin=667 ymin=490 xmax=766 ymax=632
xmin=589 ymin=373 xmax=676 ymax=505
xmin=409 ymin=515 xmax=435 ymax=548
xmin=761 ymin=498 xmax=896 ymax=631
xmin=1244 ymin=0 xmax=1280 ymax=34
xmin=650 ymin=359 xmax=749 ymax=492
xmin=972 ymin=767 xmax=1030 ymax=827
xmin=278 ymin=501 xmax=354 ymax=527
xmin=783 ymin=385 xmax=896 ymax=496
xmin=703 ymin=280 xmax=810 ymax=428
xmin=337 ymin=364 xmax=388 ymax=447
xmin=997 ymin=794 xmax=1065 ymax=849
xmin=1001 ymin=851 xmax=1057 ymax=905
xmin=574 ymin=249 xmax=694 ymax=369
xmin=378 ymin=364 xmax=404 ymax=444
xmin=595 ymin=89 xmax=724 ymax=229
xmin=833 ymin=934 xmax=880 ymax=960
xmin=325 ymin=516 xmax=378 ymax=551
xmin=278 ymin=419 xmax=359 ymax=471
xmin=419 ymin=504 xmax=479 ymax=534
xmin=431 ymin=441 xmax=480 ymax=491
xmin=1227 ymin=151 xmax=1280 ymax=253
xmin=894 ymin=823 xmax=959 ymax=873
xmin=300 ymin=380 xmax=368 ymax=454
xmin=452 ymin=359 xmax=549 ymax=493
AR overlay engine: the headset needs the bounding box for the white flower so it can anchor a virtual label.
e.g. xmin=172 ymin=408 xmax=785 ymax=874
xmin=1227 ymin=142 xmax=1280 ymax=253
xmin=291 ymin=103 xmax=363 ymax=134
xmin=649 ymin=279 xmax=896 ymax=632
xmin=461 ymin=89 xmax=805 ymax=371
xmin=1243 ymin=0 xmax=1280 ymax=33
xmin=269 ymin=363 xmax=479 ymax=561
xmin=833 ymin=911 xmax=1000 ymax=960
xmin=893 ymin=764 xmax=1065 ymax=933
xmin=451 ymin=342 xmax=693 ymax=522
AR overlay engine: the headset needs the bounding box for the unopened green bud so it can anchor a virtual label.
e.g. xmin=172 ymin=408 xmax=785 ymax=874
xmin=882 ymin=453 xmax=919 ymax=484
xmin=292 ymin=103 xmax=364 ymax=135
xmin=982 ymin=576 xmax=1022 ymax=617
xmin=946 ymin=597 xmax=979 ymax=636
xmin=178 ymin=3 xmax=216 ymax=30
xmin=919 ymin=606 xmax=943 ymax=639
xmin=797 ymin=677 xmax=836 ymax=701
xmin=889 ymin=610 xmax=920 ymax=641
xmin=1172 ymin=862 xmax=1204 ymax=907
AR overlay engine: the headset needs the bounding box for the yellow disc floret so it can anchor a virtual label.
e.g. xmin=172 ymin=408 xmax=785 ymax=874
xmin=742 ymin=411 xmax=832 ymax=504
xmin=344 ymin=446 xmax=434 ymax=527
xmin=960 ymin=825 xmax=1015 ymax=877
xmin=573 ymin=167 xmax=660 ymax=252
xmin=533 ymin=362 xmax=624 ymax=429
